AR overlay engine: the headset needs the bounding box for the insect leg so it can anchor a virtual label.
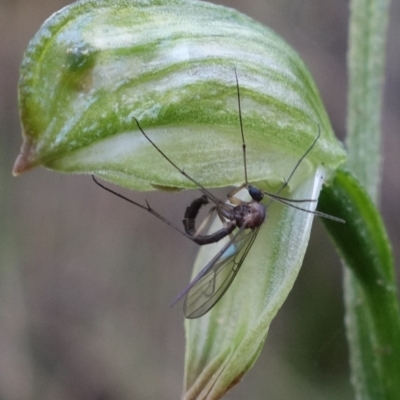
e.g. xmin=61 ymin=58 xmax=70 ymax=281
xmin=234 ymin=67 xmax=248 ymax=186
xmin=269 ymin=123 xmax=321 ymax=200
xmin=226 ymin=183 xmax=248 ymax=206
xmin=92 ymin=175 xmax=197 ymax=240
xmin=133 ymin=117 xmax=224 ymax=207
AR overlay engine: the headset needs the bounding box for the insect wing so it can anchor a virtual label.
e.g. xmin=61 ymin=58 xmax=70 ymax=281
xmin=184 ymin=227 xmax=260 ymax=319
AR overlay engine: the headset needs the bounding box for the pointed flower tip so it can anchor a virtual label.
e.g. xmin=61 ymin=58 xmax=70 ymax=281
xmin=12 ymin=137 xmax=37 ymax=176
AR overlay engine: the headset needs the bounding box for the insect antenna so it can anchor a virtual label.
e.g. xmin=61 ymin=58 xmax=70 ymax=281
xmin=265 ymin=194 xmax=345 ymax=223
xmin=258 ymin=121 xmax=344 ymax=222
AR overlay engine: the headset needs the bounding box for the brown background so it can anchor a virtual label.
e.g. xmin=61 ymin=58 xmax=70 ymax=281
xmin=0 ymin=0 xmax=399 ymax=399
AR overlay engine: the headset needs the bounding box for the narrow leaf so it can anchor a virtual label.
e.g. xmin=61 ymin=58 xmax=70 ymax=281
xmin=319 ymin=169 xmax=400 ymax=400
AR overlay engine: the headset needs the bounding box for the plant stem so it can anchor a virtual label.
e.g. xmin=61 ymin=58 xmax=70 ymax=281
xmin=346 ymin=0 xmax=390 ymax=201
xmin=345 ymin=0 xmax=393 ymax=399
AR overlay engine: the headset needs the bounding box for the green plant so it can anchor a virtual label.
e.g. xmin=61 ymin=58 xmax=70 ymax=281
xmin=319 ymin=1 xmax=400 ymax=398
xmin=14 ymin=0 xmax=399 ymax=399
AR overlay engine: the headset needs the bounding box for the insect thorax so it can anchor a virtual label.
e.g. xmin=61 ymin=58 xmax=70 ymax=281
xmin=233 ymin=201 xmax=266 ymax=230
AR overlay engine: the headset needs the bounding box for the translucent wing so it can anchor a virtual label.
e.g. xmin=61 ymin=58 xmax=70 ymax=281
xmin=183 ymin=226 xmax=260 ymax=318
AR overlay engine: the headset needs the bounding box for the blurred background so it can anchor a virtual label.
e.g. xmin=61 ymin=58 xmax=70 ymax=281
xmin=1 ymin=0 xmax=399 ymax=399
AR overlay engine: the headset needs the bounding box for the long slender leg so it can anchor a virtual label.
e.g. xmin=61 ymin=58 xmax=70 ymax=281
xmin=226 ymin=183 xmax=247 ymax=206
xmin=133 ymin=117 xmax=223 ymax=206
xmin=234 ymin=68 xmax=248 ymax=186
xmin=92 ymin=175 xmax=195 ymax=240
xmin=94 ymin=176 xmax=239 ymax=245
xmin=234 ymin=69 xmax=322 ymax=208
xmin=263 ymin=124 xmax=321 ymax=206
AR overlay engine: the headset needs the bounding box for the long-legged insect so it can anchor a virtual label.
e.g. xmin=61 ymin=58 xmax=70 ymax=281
xmin=93 ymin=70 xmax=344 ymax=318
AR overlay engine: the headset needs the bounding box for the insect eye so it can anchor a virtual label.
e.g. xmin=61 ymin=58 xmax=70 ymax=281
xmin=248 ymin=185 xmax=264 ymax=202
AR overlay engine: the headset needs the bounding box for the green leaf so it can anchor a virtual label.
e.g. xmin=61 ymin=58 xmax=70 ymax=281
xmin=14 ymin=0 xmax=347 ymax=398
xmin=318 ymin=170 xmax=400 ymax=399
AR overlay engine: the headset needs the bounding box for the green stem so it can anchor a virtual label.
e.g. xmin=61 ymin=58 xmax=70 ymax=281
xmin=346 ymin=0 xmax=390 ymax=200
xmin=344 ymin=0 xmax=395 ymax=399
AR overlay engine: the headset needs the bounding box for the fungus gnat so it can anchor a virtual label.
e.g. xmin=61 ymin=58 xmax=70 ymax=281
xmin=92 ymin=70 xmax=344 ymax=319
